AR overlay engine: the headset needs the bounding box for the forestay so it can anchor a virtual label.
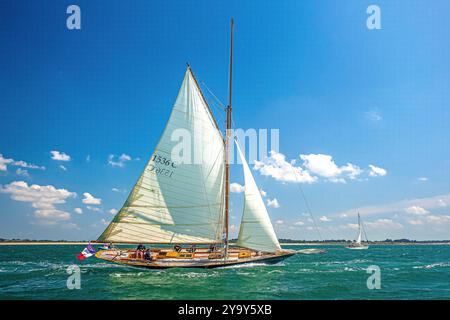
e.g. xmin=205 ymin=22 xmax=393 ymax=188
xmin=98 ymin=68 xmax=226 ymax=244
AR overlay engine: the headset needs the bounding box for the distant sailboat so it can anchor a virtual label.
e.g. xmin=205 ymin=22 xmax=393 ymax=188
xmin=346 ymin=213 xmax=369 ymax=250
xmin=94 ymin=19 xmax=295 ymax=268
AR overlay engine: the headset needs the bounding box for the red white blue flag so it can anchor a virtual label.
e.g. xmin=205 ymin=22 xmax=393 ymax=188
xmin=77 ymin=242 xmax=96 ymax=261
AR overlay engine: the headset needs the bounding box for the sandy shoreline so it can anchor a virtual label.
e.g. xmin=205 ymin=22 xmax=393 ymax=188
xmin=0 ymin=242 xmax=88 ymax=245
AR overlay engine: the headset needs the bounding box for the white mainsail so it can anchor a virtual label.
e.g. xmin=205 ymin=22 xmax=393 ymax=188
xmin=98 ymin=67 xmax=226 ymax=244
xmin=356 ymin=213 xmax=363 ymax=244
xmin=356 ymin=229 xmax=362 ymax=245
xmin=235 ymin=141 xmax=281 ymax=253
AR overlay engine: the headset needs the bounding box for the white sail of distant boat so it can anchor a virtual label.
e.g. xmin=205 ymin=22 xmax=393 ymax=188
xmin=356 ymin=222 xmax=362 ymax=245
xmin=346 ymin=213 xmax=369 ymax=250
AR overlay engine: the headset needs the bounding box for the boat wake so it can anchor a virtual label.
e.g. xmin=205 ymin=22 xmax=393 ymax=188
xmin=218 ymin=262 xmax=285 ymax=269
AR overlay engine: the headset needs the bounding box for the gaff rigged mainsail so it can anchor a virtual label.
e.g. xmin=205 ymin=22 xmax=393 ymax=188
xmin=235 ymin=141 xmax=281 ymax=253
xmin=98 ymin=67 xmax=226 ymax=244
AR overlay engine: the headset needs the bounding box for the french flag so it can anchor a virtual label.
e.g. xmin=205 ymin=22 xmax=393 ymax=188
xmin=77 ymin=243 xmax=96 ymax=261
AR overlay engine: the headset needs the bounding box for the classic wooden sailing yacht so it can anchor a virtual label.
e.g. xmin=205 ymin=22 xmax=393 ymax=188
xmin=346 ymin=213 xmax=369 ymax=250
xmin=95 ymin=20 xmax=296 ymax=268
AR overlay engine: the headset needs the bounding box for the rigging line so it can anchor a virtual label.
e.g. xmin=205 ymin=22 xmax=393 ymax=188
xmin=200 ymin=81 xmax=226 ymax=125
xmin=231 ymin=117 xmax=322 ymax=242
xmin=361 ymin=219 xmax=369 ymax=242
xmin=290 ymin=167 xmax=323 ymax=241
xmin=200 ymin=81 xmax=226 ymax=110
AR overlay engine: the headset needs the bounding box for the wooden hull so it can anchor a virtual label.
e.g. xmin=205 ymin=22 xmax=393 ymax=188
xmin=95 ymin=248 xmax=295 ymax=269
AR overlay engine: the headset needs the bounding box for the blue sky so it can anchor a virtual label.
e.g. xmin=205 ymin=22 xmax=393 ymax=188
xmin=1 ymin=0 xmax=449 ymax=241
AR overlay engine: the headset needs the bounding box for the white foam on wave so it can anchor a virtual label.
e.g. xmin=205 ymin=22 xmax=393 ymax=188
xmin=413 ymin=262 xmax=450 ymax=269
xmin=344 ymin=266 xmax=365 ymax=272
xmin=82 ymin=262 xmax=127 ymax=269
xmin=110 ymin=272 xmax=146 ymax=278
xmin=219 ymin=262 xmax=285 ymax=269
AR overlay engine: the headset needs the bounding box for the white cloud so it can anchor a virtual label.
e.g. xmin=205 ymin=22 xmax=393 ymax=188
xmin=424 ymin=215 xmax=450 ymax=224
xmin=300 ymin=154 xmax=339 ymax=178
xmin=437 ymin=199 xmax=447 ymax=207
xmin=294 ymin=221 xmax=304 ymax=226
xmin=339 ymin=213 xmax=348 ymax=218
xmin=267 ymin=198 xmax=280 ymax=208
xmin=100 ymin=219 xmax=109 ymax=226
xmin=340 ymin=163 xmax=363 ymax=180
xmin=16 ymin=168 xmax=29 ymax=177
xmin=0 ymin=154 xmax=13 ymax=171
xmin=230 ymin=183 xmax=245 ymax=193
xmin=87 ymin=206 xmax=102 ymax=212
xmin=82 ymin=192 xmax=101 ymax=205
xmin=345 ymin=223 xmax=359 ymax=230
xmin=408 ymin=219 xmax=423 ymax=226
xmin=319 ymin=215 xmax=331 ymax=222
xmin=365 ymin=219 xmax=403 ymax=229
xmin=0 ymin=154 xmax=45 ymax=171
xmin=334 ymin=194 xmax=450 ymax=219
xmin=300 ymin=154 xmax=362 ymax=183
xmin=260 ymin=189 xmax=267 ymax=197
xmin=0 ymin=181 xmax=75 ymax=224
xmin=109 ymin=208 xmax=118 ymax=215
xmin=50 ymin=150 xmax=71 ymax=161
xmin=62 ymin=222 xmax=80 ymax=230
xmin=365 ymin=109 xmax=382 ymax=122
xmin=368 ymin=164 xmax=387 ymax=177
xmin=120 ymin=154 xmax=131 ymax=161
xmin=418 ymin=177 xmax=428 ymax=182
xmin=403 ymin=214 xmax=450 ymax=227
xmin=405 ymin=206 xmax=429 ymax=215
xmin=74 ymin=208 xmax=83 ymax=214
xmin=34 ymin=209 xmax=71 ymax=221
xmin=253 ymin=151 xmax=386 ymax=185
xmin=108 ymin=154 xmax=132 ymax=168
xmin=275 ymin=219 xmax=284 ymax=225
xmin=86 ymin=155 xmax=91 ymax=162
xmin=12 ymin=160 xmax=45 ymax=170
xmin=254 ymin=151 xmax=316 ymax=183
xmin=59 ymin=165 xmax=67 ymax=171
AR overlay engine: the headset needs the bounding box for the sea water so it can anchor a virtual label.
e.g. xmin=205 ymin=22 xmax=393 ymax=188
xmin=0 ymin=244 xmax=449 ymax=299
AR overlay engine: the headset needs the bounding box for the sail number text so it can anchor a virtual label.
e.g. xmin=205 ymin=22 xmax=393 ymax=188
xmin=148 ymin=154 xmax=176 ymax=178
xmin=152 ymin=154 xmax=177 ymax=168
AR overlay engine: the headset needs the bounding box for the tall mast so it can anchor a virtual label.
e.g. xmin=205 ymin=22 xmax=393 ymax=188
xmin=358 ymin=212 xmax=361 ymax=229
xmin=357 ymin=212 xmax=362 ymax=243
xmin=224 ymin=18 xmax=234 ymax=255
